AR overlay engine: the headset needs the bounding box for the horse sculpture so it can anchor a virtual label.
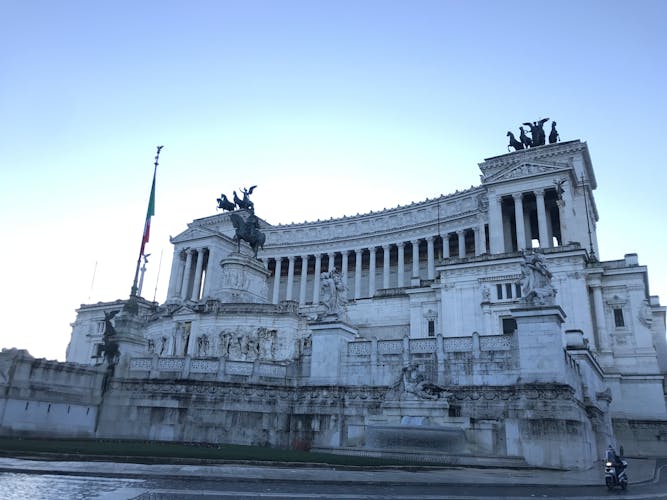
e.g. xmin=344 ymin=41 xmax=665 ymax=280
xmin=216 ymin=194 xmax=236 ymax=211
xmin=229 ymin=212 xmax=265 ymax=258
xmin=233 ymin=185 xmax=257 ymax=211
xmin=519 ymin=126 xmax=532 ymax=149
xmin=507 ymin=131 xmax=524 ymax=152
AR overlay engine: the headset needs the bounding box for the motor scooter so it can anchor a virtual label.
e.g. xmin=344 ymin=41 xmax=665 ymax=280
xmin=604 ymin=447 xmax=628 ymax=490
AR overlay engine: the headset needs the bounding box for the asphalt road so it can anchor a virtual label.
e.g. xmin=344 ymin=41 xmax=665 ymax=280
xmin=1 ymin=466 xmax=666 ymax=500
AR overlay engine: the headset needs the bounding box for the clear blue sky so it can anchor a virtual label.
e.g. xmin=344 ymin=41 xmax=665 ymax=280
xmin=1 ymin=1 xmax=665 ymax=360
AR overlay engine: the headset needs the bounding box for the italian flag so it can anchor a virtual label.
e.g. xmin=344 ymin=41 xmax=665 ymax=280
xmin=140 ymin=167 xmax=156 ymax=256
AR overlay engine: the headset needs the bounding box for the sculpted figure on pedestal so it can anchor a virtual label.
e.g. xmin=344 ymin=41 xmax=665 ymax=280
xmin=401 ymin=364 xmax=451 ymax=401
xmin=318 ymin=268 xmax=348 ymax=318
xmin=100 ymin=310 xmax=120 ymax=365
xmin=197 ymin=334 xmax=210 ymax=356
xmin=519 ymin=251 xmax=557 ymax=306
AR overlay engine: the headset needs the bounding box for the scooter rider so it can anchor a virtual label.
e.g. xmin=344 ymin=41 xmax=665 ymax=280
xmin=606 ymin=445 xmax=625 ymax=477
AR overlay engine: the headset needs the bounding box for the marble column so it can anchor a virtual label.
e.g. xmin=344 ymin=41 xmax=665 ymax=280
xmin=180 ymin=249 xmax=194 ymax=299
xmin=559 ymin=182 xmax=573 ymax=245
xmin=477 ymin=223 xmax=488 ymax=255
xmin=397 ymin=242 xmax=405 ymax=288
xmin=272 ymin=257 xmax=282 ymax=305
xmin=457 ymin=230 xmax=466 ymax=257
xmin=411 ymin=239 xmax=420 ymax=280
xmin=591 ymin=282 xmax=609 ymax=352
xmin=313 ymin=254 xmax=322 ymax=304
xmin=190 ymin=248 xmax=206 ymax=301
xmin=328 ymin=252 xmax=335 ymax=272
xmin=286 ymin=256 xmax=295 ymax=301
xmin=341 ymin=251 xmax=349 ymax=300
xmin=382 ymin=244 xmax=391 ymax=289
xmin=426 ymin=236 xmax=435 ymax=279
xmin=299 ymin=255 xmax=308 ymax=306
xmin=354 ymin=249 xmax=363 ymax=300
xmin=513 ymin=193 xmax=527 ymax=250
xmin=442 ymin=233 xmax=450 ymax=259
xmin=488 ymin=195 xmax=504 ymax=254
xmin=168 ymin=249 xmax=185 ymax=300
xmin=368 ymin=246 xmax=377 ymax=297
xmin=535 ymin=189 xmax=550 ymax=248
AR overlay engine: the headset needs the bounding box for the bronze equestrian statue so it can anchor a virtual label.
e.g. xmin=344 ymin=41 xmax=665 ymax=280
xmin=230 ymin=212 xmax=265 ymax=258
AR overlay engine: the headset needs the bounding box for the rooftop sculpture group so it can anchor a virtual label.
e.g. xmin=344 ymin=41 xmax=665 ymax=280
xmin=507 ymin=118 xmax=560 ymax=152
xmin=217 ymin=185 xmax=257 ymax=212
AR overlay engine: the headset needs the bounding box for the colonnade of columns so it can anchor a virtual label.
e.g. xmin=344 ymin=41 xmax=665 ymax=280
xmin=267 ymin=225 xmax=487 ymax=305
xmin=488 ymin=187 xmax=564 ymax=254
xmin=168 ymin=247 xmax=209 ymax=302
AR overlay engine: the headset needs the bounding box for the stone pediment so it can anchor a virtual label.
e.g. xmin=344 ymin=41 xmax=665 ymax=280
xmin=171 ymin=305 xmax=197 ymax=317
xmin=483 ymin=161 xmax=570 ymax=185
xmin=170 ymin=226 xmax=215 ymax=244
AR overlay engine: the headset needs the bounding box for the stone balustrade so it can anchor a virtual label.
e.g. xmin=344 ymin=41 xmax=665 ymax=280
xmin=128 ymin=355 xmax=288 ymax=381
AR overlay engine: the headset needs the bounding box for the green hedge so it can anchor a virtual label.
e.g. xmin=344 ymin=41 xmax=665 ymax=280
xmin=0 ymin=437 xmax=416 ymax=466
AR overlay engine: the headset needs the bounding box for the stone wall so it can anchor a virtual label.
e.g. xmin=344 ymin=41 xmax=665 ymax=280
xmin=0 ymin=349 xmax=105 ymax=437
xmin=343 ymin=333 xmax=518 ymax=387
xmin=612 ymin=418 xmax=667 ymax=457
xmin=96 ymin=378 xmax=294 ymax=446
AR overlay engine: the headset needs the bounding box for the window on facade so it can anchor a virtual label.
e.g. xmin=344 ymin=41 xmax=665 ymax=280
xmin=97 ymin=321 xmax=105 ymax=334
xmin=505 ymin=283 xmax=513 ymax=299
xmin=427 ymin=320 xmax=435 ymax=337
xmin=92 ymin=343 xmax=104 ymax=358
xmin=448 ymin=405 xmax=461 ymax=417
xmin=515 ymin=284 xmax=522 ymax=298
xmin=613 ymin=308 xmax=625 ymax=328
xmin=496 ymin=284 xmax=503 ymax=300
xmin=502 ymin=318 xmax=517 ymax=334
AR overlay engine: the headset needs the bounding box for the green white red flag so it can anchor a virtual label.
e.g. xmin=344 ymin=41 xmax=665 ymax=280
xmin=140 ymin=167 xmax=156 ymax=256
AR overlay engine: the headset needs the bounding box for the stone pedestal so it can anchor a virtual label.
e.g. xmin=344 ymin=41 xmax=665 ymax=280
xmin=309 ymin=321 xmax=358 ymax=384
xmin=512 ymin=306 xmax=567 ymax=384
xmin=215 ymin=252 xmax=271 ymax=303
xmin=111 ymin=308 xmax=148 ymax=376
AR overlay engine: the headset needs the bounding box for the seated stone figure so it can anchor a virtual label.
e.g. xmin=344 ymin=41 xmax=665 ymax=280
xmin=520 ymin=251 xmax=557 ymax=306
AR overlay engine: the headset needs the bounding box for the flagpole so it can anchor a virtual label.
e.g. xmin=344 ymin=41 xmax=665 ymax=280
xmin=130 ymin=146 xmax=163 ymax=299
